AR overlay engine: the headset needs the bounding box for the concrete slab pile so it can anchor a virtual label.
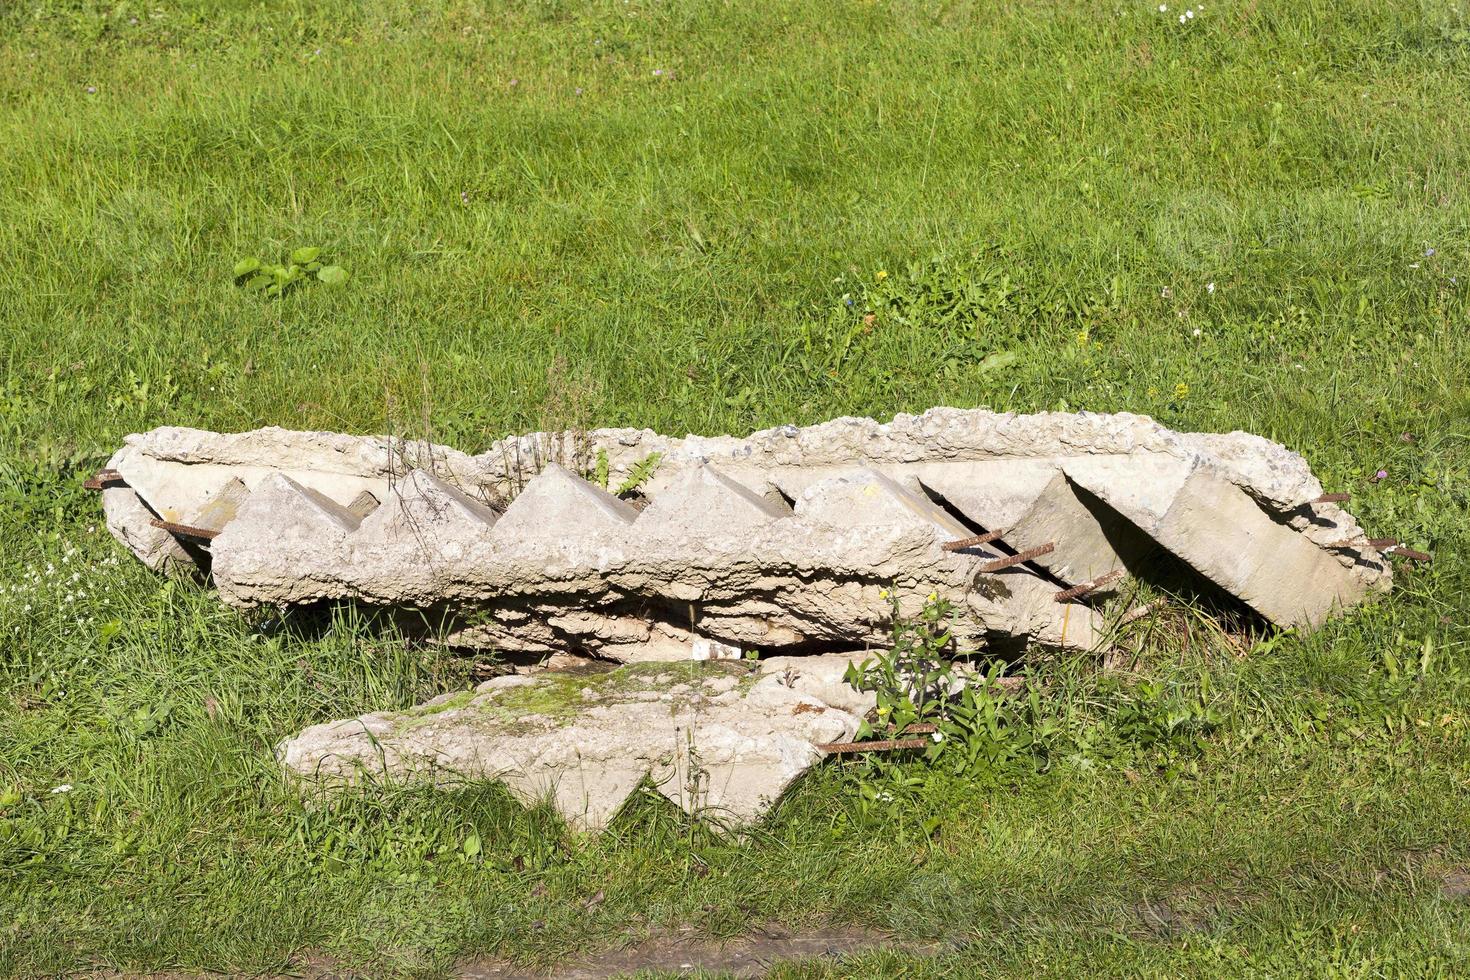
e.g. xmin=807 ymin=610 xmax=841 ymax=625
xmin=93 ymin=408 xmax=1408 ymax=828
xmin=97 ymin=408 xmax=1392 ymax=662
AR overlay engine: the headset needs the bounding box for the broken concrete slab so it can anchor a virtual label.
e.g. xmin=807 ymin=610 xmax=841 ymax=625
xmin=210 ymin=473 xmax=363 ymax=607
xmin=204 ymin=460 xmax=1104 ymax=657
xmin=99 ymin=409 xmax=1392 ymax=658
xmin=796 ymin=468 xmax=970 ymax=540
xmin=1062 ymin=456 xmax=1378 ymax=627
xmin=279 ymin=656 xmax=875 ymax=830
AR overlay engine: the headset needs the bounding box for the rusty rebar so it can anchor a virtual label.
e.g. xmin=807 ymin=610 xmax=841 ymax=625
xmin=1312 ymin=493 xmax=1351 ymax=504
xmin=83 ymin=469 xmax=125 ymax=491
xmin=942 ymin=530 xmax=1005 ymax=552
xmin=1389 ymin=546 xmax=1432 ymax=562
xmin=1053 ymin=569 xmax=1127 ymax=603
xmin=1367 ymin=538 xmax=1399 ymax=550
xmin=149 ymin=518 xmax=221 ymax=542
xmin=816 ymin=737 xmax=931 ymax=754
xmin=978 ymin=542 xmax=1054 ymax=573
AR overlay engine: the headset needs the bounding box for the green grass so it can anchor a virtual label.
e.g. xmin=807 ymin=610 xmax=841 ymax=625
xmin=2 ymin=0 xmax=1469 ymax=975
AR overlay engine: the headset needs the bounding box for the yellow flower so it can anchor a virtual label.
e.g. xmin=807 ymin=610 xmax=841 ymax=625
xmin=879 ymin=588 xmax=890 ymax=599
xmin=1147 ymin=386 xmax=1159 ymax=398
xmin=876 ymin=270 xmax=888 ymax=280
xmin=1174 ymin=382 xmax=1189 ymax=399
xmin=927 ymin=592 xmax=938 ymax=602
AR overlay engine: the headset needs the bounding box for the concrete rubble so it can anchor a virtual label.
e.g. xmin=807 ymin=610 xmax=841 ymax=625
xmin=99 ymin=408 xmax=1392 ymax=662
xmin=94 ymin=408 xmax=1403 ymax=828
xmin=279 ymin=655 xmax=876 ymax=830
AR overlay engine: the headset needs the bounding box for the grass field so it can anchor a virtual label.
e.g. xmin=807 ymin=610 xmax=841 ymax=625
xmin=3 ymin=0 xmax=1470 ymax=975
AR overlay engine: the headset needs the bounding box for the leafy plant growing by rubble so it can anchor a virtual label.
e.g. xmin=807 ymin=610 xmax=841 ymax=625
xmin=844 ymin=594 xmax=1061 ymax=784
xmin=232 ymin=247 xmax=349 ymax=298
xmin=615 ymin=452 xmax=662 ymax=497
xmin=842 ymin=593 xmax=1233 ymax=811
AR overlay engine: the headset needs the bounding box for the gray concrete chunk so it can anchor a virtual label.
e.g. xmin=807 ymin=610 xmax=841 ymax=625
xmin=278 ymin=656 xmax=871 ymax=831
xmin=638 ymin=465 xmax=792 ymax=535
xmin=355 ymin=469 xmax=498 ymax=548
xmin=797 ymin=468 xmax=970 ymax=540
xmin=985 ymin=472 xmax=1152 ymax=592
xmin=493 ymin=462 xmax=637 ymax=538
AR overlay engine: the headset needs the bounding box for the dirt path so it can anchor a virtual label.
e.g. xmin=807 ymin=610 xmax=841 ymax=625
xmin=456 ymin=924 xmax=936 ymax=979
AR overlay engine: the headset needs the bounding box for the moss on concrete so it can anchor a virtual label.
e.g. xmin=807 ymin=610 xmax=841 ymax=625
xmin=396 ymin=660 xmax=760 ymax=735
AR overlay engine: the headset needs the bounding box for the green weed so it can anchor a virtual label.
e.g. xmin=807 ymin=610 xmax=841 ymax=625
xmin=233 ymin=246 xmax=349 ymax=298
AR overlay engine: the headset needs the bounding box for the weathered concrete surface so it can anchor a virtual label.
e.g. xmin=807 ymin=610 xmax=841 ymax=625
xmin=100 ymin=408 xmax=1392 ymax=653
xmin=206 ymin=460 xmax=1103 ymax=657
xmin=1062 ymin=456 xmax=1378 ymax=627
xmin=279 ymin=656 xmax=876 ymax=830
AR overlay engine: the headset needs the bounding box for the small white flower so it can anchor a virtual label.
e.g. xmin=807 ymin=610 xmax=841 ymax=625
xmin=51 ymin=784 xmax=73 ymax=794
xmin=1159 ymin=3 xmax=1167 ymax=10
xmin=931 ymin=731 xmax=944 ymax=743
xmin=1206 ymin=281 xmax=1215 ymax=293
xmin=1192 ymin=328 xmax=1203 ymax=337
xmin=1186 ymin=8 xmax=1194 ymax=16
xmin=1179 ymin=13 xmax=1186 ymax=21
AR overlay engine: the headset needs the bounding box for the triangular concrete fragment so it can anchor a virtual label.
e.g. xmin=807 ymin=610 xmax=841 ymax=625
xmin=355 ymin=470 xmax=498 ymax=546
xmin=1062 ymin=454 xmax=1194 ymax=528
xmin=1064 ymin=459 xmax=1373 ymax=627
xmin=909 ymin=459 xmax=1059 ymax=532
xmin=972 ymin=471 xmax=1151 ymax=590
xmin=1155 ymin=468 xmax=1370 ymax=628
xmin=226 ymin=472 xmax=362 ymax=541
xmin=637 ymin=465 xmax=792 ymax=534
xmin=501 ymin=766 xmax=647 ymax=833
xmin=795 ymin=468 xmax=969 ymax=538
xmin=494 ymin=462 xmax=638 ymax=537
